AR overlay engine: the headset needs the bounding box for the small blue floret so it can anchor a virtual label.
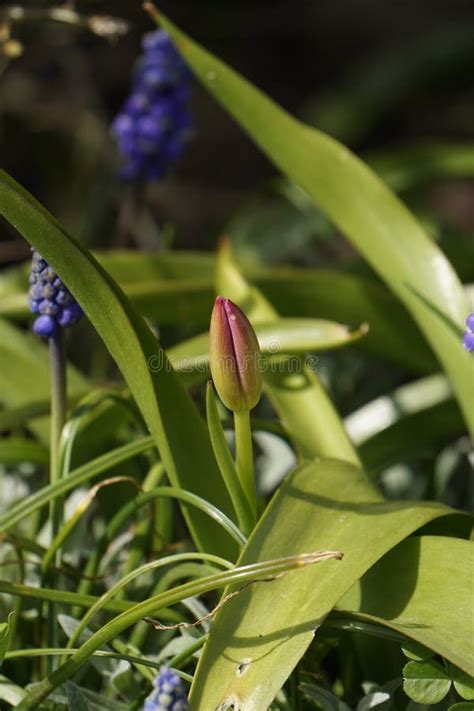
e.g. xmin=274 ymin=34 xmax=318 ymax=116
xmin=463 ymin=331 xmax=474 ymax=352
xmin=111 ymin=29 xmax=193 ymax=183
xmin=463 ymin=312 xmax=474 ymax=352
xmin=28 ymin=249 xmax=84 ymax=338
xmin=32 ymin=315 xmax=57 ymax=338
xmin=142 ymin=666 xmax=188 ymax=710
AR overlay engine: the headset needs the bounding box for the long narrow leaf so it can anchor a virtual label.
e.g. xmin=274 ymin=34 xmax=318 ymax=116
xmin=0 ymin=171 xmax=236 ymax=558
xmin=150 ymin=8 xmax=473 ymax=435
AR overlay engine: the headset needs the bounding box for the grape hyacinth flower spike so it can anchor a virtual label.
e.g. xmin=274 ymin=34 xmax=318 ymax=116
xmin=28 ymin=249 xmax=83 ymax=338
xmin=142 ymin=667 xmax=188 ymax=711
xmin=463 ymin=313 xmax=474 ymax=352
xmin=111 ymin=29 xmax=193 ymax=182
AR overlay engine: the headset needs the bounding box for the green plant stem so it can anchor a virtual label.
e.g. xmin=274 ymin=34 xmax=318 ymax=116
xmin=206 ymin=383 xmax=254 ymax=535
xmin=46 ymin=329 xmax=67 ymax=671
xmin=233 ymin=409 xmax=257 ymax=520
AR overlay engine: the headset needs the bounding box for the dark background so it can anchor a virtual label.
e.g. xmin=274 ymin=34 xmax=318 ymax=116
xmin=1 ymin=0 xmax=473 ymax=257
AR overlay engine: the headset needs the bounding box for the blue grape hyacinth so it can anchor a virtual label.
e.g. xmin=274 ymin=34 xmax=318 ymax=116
xmin=111 ymin=29 xmax=193 ymax=182
xmin=142 ymin=667 xmax=188 ymax=711
xmin=28 ymin=249 xmax=84 ymax=338
xmin=463 ymin=313 xmax=474 ymax=352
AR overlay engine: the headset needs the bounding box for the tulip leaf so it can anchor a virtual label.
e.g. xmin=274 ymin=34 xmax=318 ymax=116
xmin=0 ymin=252 xmax=437 ymax=373
xmin=151 ymin=8 xmax=474 ymax=436
xmin=215 ymin=241 xmax=360 ymax=464
xmin=338 ymin=536 xmax=474 ymax=675
xmin=0 ymin=170 xmax=237 ymax=559
xmin=188 ymin=458 xmax=468 ymax=709
xmin=168 ymin=317 xmax=368 ymax=384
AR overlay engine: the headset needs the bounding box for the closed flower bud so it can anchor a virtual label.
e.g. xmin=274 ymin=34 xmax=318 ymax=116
xmin=209 ymin=297 xmax=262 ymax=412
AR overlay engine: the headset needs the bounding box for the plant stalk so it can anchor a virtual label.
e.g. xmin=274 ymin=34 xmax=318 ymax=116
xmin=46 ymin=329 xmax=67 ymax=670
xmin=233 ymin=409 xmax=257 ymax=520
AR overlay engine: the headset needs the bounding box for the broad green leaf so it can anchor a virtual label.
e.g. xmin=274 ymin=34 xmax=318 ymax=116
xmin=152 ymin=10 xmax=473 ymax=435
xmin=449 ymin=704 xmax=474 ymax=711
xmin=0 ymin=317 xmax=88 ymax=441
xmin=0 ymin=171 xmax=236 ymax=559
xmin=215 ymin=240 xmax=360 ymax=464
xmin=338 ymin=537 xmax=474 ymax=674
xmin=188 ymin=459 xmax=467 ymax=709
xmin=403 ymin=659 xmax=451 ymax=705
xmin=450 ymin=665 xmax=474 ymax=700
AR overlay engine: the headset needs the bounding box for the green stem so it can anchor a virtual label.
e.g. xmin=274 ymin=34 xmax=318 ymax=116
xmin=233 ymin=409 xmax=257 ymax=520
xmin=206 ymin=383 xmax=254 ymax=535
xmin=46 ymin=329 xmax=67 ymax=671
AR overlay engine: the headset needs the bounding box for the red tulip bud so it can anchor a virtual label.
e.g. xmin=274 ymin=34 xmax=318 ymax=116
xmin=209 ymin=297 xmax=262 ymax=412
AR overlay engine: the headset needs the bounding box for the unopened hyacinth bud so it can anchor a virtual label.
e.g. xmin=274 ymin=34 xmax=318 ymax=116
xmin=209 ymin=297 xmax=262 ymax=413
xmin=463 ymin=312 xmax=474 ymax=352
xmin=28 ymin=249 xmax=83 ymax=338
xmin=142 ymin=667 xmax=188 ymax=711
xmin=111 ymin=29 xmax=193 ymax=182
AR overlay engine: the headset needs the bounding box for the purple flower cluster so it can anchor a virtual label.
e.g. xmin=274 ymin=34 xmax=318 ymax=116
xmin=142 ymin=667 xmax=188 ymax=711
xmin=28 ymin=249 xmax=83 ymax=339
xmin=463 ymin=313 xmax=474 ymax=352
xmin=111 ymin=29 xmax=193 ymax=182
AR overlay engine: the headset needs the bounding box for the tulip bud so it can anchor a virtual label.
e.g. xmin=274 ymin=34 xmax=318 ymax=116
xmin=209 ymin=297 xmax=262 ymax=412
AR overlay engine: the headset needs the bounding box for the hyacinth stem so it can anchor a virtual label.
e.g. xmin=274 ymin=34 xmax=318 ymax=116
xmin=46 ymin=329 xmax=67 ymax=671
xmin=233 ymin=409 xmax=257 ymax=522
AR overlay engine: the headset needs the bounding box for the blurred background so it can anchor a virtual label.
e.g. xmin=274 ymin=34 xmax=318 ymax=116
xmin=1 ymin=0 xmax=473 ymax=255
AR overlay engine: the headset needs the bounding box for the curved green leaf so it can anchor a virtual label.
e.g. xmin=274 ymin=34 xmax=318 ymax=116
xmin=188 ymin=458 xmax=468 ymax=709
xmin=0 ymin=171 xmax=236 ymax=559
xmin=0 ymin=253 xmax=437 ymax=373
xmin=151 ymin=9 xmax=473 ymax=435
xmin=337 ymin=536 xmax=474 ymax=674
xmin=168 ymin=318 xmax=368 ymax=383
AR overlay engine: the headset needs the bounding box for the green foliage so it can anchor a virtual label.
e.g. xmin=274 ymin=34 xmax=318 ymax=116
xmin=153 ymin=8 xmax=474 ymax=437
xmin=402 ymin=659 xmax=451 ymax=704
xmin=0 ymin=6 xmax=472 ymax=711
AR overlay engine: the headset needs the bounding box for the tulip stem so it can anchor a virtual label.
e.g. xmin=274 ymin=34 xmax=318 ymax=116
xmin=234 ymin=409 xmax=257 ymax=522
xmin=206 ymin=383 xmax=254 ymax=536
